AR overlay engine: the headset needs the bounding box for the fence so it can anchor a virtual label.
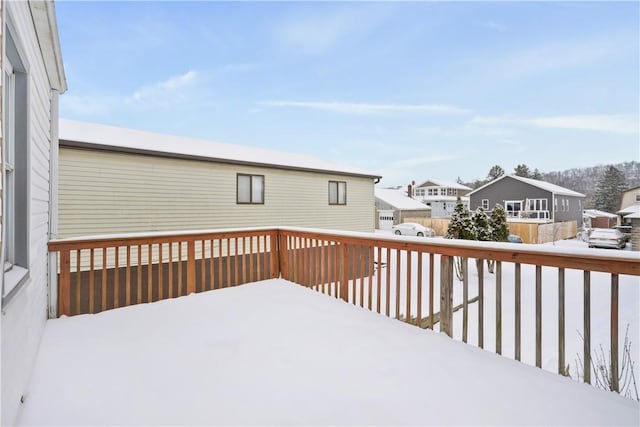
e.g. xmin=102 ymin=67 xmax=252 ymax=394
xmin=404 ymin=217 xmax=578 ymax=244
xmin=49 ymin=226 xmax=639 ymax=393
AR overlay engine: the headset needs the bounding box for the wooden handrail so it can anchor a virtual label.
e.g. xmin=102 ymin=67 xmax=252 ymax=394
xmin=48 ymin=226 xmax=639 ymax=393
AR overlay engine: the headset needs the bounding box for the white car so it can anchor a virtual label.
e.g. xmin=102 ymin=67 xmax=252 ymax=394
xmin=588 ymin=228 xmax=626 ymax=249
xmin=391 ymin=222 xmax=436 ymax=237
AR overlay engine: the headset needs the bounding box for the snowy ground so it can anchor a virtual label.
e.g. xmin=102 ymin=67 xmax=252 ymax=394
xmin=19 ymin=279 xmax=639 ymax=425
xmin=360 ymin=234 xmax=639 ymax=393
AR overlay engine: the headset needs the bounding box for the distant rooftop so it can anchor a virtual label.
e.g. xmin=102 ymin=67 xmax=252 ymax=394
xmin=375 ymin=188 xmax=430 ymax=210
xmin=415 ymin=179 xmax=472 ymax=190
xmin=59 ymin=119 xmax=381 ymax=179
xmin=469 ymin=175 xmax=585 ymax=198
xmin=583 ymin=209 xmax=617 ymax=219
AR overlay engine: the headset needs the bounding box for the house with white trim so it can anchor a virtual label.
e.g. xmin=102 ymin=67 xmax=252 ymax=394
xmin=57 ymin=119 xmax=382 ymax=238
xmin=411 ymin=179 xmax=471 ymax=217
xmin=1 ymin=1 xmax=67 ymax=424
xmin=468 ymin=175 xmax=585 ymax=223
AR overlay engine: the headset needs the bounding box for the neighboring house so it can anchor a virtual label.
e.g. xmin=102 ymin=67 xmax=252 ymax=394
xmin=374 ymin=188 xmax=431 ymax=229
xmin=58 ymin=120 xmax=381 ymax=237
xmin=582 ymin=209 xmax=617 ymax=229
xmin=469 ymin=175 xmax=585 ymax=223
xmin=625 ymin=212 xmax=640 ymax=251
xmin=620 ymin=185 xmax=640 ymax=210
xmin=617 ymin=203 xmax=640 ymax=227
xmin=412 ymin=179 xmax=471 ymax=217
xmin=1 ymin=1 xmax=67 ymax=425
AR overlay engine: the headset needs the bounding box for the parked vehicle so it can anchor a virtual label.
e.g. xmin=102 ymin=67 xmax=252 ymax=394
xmin=508 ymin=234 xmax=523 ymax=243
xmin=588 ymin=228 xmax=626 ymax=249
xmin=392 ymin=223 xmax=436 ymax=237
xmin=613 ymin=225 xmax=632 ymax=242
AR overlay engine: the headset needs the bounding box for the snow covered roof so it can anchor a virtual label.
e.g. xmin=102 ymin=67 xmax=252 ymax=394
xmin=19 ymin=279 xmax=639 ymax=425
xmin=583 ymin=209 xmax=617 ymax=219
xmin=618 ymin=203 xmax=640 ymax=216
xmin=468 ymin=175 xmax=585 ymax=198
xmin=59 ymin=119 xmax=381 ymax=179
xmin=375 ymin=188 xmax=431 ymax=210
xmin=415 ymin=179 xmax=471 ymax=190
xmin=419 ymin=195 xmax=469 ymax=202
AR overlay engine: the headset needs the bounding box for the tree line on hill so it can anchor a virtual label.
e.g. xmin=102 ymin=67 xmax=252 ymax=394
xmin=461 ymin=161 xmax=639 ymax=213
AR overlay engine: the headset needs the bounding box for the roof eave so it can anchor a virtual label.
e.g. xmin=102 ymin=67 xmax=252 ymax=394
xmin=59 ymin=139 xmax=382 ymax=180
xmin=29 ymin=0 xmax=67 ymax=92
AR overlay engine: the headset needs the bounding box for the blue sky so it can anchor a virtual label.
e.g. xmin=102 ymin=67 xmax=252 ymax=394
xmin=57 ymin=1 xmax=639 ymax=187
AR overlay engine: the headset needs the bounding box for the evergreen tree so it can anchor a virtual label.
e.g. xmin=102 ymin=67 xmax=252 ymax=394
xmin=532 ymin=168 xmax=543 ymax=180
xmin=445 ymin=198 xmax=476 ymax=240
xmin=594 ymin=166 xmax=627 ymax=212
xmin=514 ymin=164 xmax=531 ymax=178
xmin=445 ymin=198 xmax=476 ymax=281
xmin=489 ymin=204 xmax=509 ymax=242
xmin=485 ymin=203 xmax=509 ymax=274
xmin=487 ymin=165 xmax=505 ymax=181
xmin=472 ymin=208 xmax=491 ymax=241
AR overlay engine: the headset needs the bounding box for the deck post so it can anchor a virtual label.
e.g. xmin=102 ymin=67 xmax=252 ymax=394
xmin=340 ymin=243 xmax=349 ymax=302
xmin=59 ymin=249 xmax=71 ymax=317
xmin=187 ymin=240 xmax=196 ymax=294
xmin=278 ymin=232 xmax=288 ymax=280
xmin=440 ymin=255 xmax=453 ymax=337
xmin=270 ymin=231 xmax=280 ymax=279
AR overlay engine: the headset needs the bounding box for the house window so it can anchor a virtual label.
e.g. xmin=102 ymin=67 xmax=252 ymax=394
xmin=237 ymin=174 xmax=264 ymax=204
xmin=440 ymin=188 xmax=447 ymax=196
xmin=447 ymin=188 xmax=457 ymax=196
xmin=527 ymin=198 xmax=548 ymax=211
xmin=3 ymin=29 xmax=30 ymax=300
xmin=505 ymin=200 xmax=523 ymax=216
xmin=636 ymin=194 xmax=640 ymax=202
xmin=554 ymin=198 xmax=558 ymax=212
xmin=482 ymin=199 xmax=489 ymax=210
xmin=329 ymin=181 xmax=347 ymax=205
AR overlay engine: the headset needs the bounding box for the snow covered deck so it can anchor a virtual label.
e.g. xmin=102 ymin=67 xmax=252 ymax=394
xmin=19 ymin=279 xmax=638 ymax=425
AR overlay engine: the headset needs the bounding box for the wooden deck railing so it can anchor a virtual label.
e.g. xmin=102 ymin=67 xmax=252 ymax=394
xmin=49 ymin=226 xmax=639 ymax=392
xmin=49 ymin=228 xmax=279 ymax=316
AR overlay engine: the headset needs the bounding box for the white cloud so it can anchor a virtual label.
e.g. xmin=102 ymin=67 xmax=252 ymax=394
xmin=61 ymin=71 xmax=199 ymax=117
xmin=482 ymin=21 xmax=506 ymax=32
xmin=495 ymin=34 xmax=628 ymax=77
xmin=274 ymin=6 xmax=390 ymax=54
xmin=259 ymin=100 xmax=472 ymax=115
xmin=127 ymin=70 xmax=198 ymax=105
xmin=528 ymin=114 xmax=639 ymax=134
xmin=470 ymin=114 xmax=639 ymax=135
xmin=391 ymin=155 xmax=457 ymax=168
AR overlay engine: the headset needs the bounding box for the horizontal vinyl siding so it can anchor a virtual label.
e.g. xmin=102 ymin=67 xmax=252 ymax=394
xmin=59 ymin=148 xmax=375 ymax=238
xmin=2 ymin=1 xmax=53 ymax=425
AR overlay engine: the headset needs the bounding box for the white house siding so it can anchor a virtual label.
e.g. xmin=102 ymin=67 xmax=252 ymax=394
xmin=1 ymin=1 xmax=54 ymax=424
xmin=59 ymin=147 xmax=376 ymax=238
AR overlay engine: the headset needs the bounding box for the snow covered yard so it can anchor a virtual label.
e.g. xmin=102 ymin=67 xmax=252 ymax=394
xmin=363 ymin=235 xmax=639 ymax=392
xmin=18 ymin=279 xmax=639 ymax=425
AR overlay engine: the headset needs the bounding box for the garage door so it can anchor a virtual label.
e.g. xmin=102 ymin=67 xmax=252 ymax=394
xmin=378 ymin=210 xmax=395 ymax=230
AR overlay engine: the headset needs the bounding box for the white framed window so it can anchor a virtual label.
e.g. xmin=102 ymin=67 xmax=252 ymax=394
xmin=527 ymin=198 xmax=548 ymax=211
xmin=329 ymin=181 xmax=346 ymax=205
xmin=554 ymin=198 xmax=558 ymax=212
xmin=482 ymin=199 xmax=489 ymax=210
xmin=447 ymin=188 xmax=456 ymax=196
xmin=237 ymin=174 xmax=264 ymax=204
xmin=4 ymin=60 xmax=16 ymax=271
xmin=3 ymin=28 xmax=30 ymax=301
xmin=505 ymin=200 xmax=523 ymax=214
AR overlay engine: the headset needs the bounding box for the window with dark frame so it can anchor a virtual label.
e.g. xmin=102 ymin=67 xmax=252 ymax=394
xmin=329 ymin=181 xmax=346 ymax=205
xmin=481 ymin=199 xmax=489 ymax=210
xmin=237 ymin=174 xmax=264 ymax=204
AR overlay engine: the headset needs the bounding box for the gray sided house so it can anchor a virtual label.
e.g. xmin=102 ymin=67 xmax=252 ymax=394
xmin=469 ymin=175 xmax=585 ymax=223
xmin=58 ymin=120 xmax=381 ymax=237
xmin=1 ymin=1 xmax=67 ymax=424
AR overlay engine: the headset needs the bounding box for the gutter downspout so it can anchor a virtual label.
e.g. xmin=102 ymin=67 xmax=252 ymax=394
xmin=47 ymin=90 xmax=59 ymax=318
